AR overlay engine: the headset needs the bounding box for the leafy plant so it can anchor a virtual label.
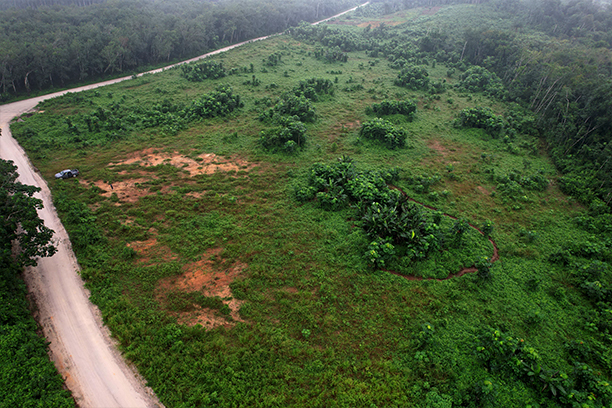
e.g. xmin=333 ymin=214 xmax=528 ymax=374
xmin=455 ymin=106 xmax=505 ymax=137
xmin=292 ymin=78 xmax=334 ymax=101
xmin=366 ymin=237 xmax=396 ymax=268
xmin=180 ymin=60 xmax=227 ymax=82
xmin=394 ymin=65 xmax=430 ymax=90
xmin=260 ymin=93 xmax=316 ymax=122
xmin=259 ymin=116 xmax=307 ymax=152
xmin=369 ymin=99 xmax=417 ymax=119
xmin=457 ymin=65 xmax=507 ymax=99
xmin=359 ymin=118 xmax=407 ymax=149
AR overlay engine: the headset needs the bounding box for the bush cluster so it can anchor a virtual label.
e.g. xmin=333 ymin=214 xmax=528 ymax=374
xmin=394 ymin=65 xmax=430 ymax=90
xmin=259 ymin=116 xmax=306 ymax=153
xmin=314 ymin=46 xmax=348 ymax=63
xmin=260 ymin=93 xmax=316 ymax=123
xmin=264 ymin=52 xmax=283 ymax=67
xmin=455 ymin=106 xmax=505 ymax=136
xmin=187 ymin=85 xmax=243 ymax=120
xmin=370 ymin=99 xmax=417 ymax=118
xmin=476 ymin=327 xmax=612 ymax=406
xmin=457 ymin=66 xmax=507 ymax=99
xmin=180 ymin=61 xmax=227 ymax=82
xmin=359 ymin=118 xmax=408 ymax=149
xmin=296 ymin=157 xmax=480 ymax=267
xmin=292 ymin=78 xmax=334 ymax=101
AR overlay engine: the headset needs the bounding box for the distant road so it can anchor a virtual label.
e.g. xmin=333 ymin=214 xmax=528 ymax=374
xmin=0 ymin=2 xmax=368 ymax=407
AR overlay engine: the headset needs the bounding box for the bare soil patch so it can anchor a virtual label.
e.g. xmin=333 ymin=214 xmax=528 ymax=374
xmin=428 ymin=139 xmax=450 ymax=157
xmin=110 ymin=148 xmax=254 ymax=176
xmin=127 ymin=238 xmax=178 ymax=265
xmin=156 ymin=248 xmax=247 ymax=329
xmin=80 ymin=149 xmax=254 ymax=203
xmin=476 ymin=186 xmax=491 ymax=195
xmin=90 ymin=178 xmax=160 ymax=203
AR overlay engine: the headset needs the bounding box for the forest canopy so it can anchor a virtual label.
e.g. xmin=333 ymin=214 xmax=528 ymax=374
xmin=0 ymin=0 xmax=361 ymax=97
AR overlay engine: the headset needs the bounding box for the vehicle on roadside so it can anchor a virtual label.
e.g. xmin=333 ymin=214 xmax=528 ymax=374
xmin=54 ymin=169 xmax=80 ymax=179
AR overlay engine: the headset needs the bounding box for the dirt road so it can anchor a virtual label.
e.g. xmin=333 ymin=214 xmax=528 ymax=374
xmin=0 ymin=3 xmax=368 ymax=407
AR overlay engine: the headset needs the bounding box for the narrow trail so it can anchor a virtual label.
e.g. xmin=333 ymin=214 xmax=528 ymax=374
xmin=0 ymin=3 xmax=369 ymax=407
xmin=386 ymin=185 xmax=499 ymax=282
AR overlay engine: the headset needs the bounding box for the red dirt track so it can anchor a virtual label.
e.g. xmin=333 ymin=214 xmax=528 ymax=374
xmin=387 ymin=185 xmax=499 ymax=281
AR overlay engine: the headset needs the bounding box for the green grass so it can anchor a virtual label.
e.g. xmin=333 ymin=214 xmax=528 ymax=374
xmin=10 ymin=4 xmax=612 ymax=407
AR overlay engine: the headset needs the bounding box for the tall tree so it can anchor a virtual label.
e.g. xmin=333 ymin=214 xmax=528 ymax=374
xmin=0 ymin=158 xmax=56 ymax=266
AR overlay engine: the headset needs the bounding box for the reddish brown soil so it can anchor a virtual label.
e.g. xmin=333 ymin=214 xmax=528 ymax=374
xmin=156 ymin=248 xmax=247 ymax=329
xmin=127 ymin=238 xmax=178 ymax=266
xmin=476 ymin=186 xmax=490 ymax=195
xmin=110 ymin=148 xmax=254 ymax=176
xmin=388 ymin=185 xmax=499 ymax=281
xmin=79 ymin=149 xmax=254 ymax=203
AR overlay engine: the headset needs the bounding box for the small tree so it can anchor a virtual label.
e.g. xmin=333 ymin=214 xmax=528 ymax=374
xmin=481 ymin=220 xmax=494 ymax=237
xmin=475 ymin=256 xmax=493 ymax=280
xmin=449 ymin=218 xmax=470 ymax=247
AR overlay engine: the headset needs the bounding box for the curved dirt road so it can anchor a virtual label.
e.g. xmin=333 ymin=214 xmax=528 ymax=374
xmin=0 ymin=3 xmax=368 ymax=407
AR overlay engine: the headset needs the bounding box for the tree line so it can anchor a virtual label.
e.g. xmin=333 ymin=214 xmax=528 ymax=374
xmin=0 ymin=0 xmax=360 ymax=99
xmin=0 ymin=158 xmax=71 ymax=406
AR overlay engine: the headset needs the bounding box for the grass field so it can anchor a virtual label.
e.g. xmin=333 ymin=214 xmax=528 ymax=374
xmin=10 ymin=4 xmax=612 ymax=407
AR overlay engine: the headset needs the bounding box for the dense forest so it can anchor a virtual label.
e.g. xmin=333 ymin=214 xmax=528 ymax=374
xmin=0 ymin=0 xmax=361 ymax=98
xmin=6 ymin=0 xmax=612 ymax=406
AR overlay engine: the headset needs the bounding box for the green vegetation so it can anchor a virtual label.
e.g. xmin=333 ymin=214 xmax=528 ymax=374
xmin=0 ymin=0 xmax=361 ymax=100
xmin=180 ymin=61 xmax=227 ymax=82
xmin=394 ymin=65 xmax=430 ymax=90
xmin=456 ymin=106 xmax=505 ymax=137
xmin=359 ymin=118 xmax=408 ymax=149
xmin=457 ymin=66 xmax=506 ymax=100
xmin=369 ymin=99 xmax=417 ymax=118
xmin=8 ymin=0 xmax=612 ymax=406
xmin=0 ymin=159 xmax=73 ymax=406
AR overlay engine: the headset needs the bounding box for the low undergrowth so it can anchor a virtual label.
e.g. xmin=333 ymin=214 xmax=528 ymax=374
xmin=10 ymin=6 xmax=612 ymax=407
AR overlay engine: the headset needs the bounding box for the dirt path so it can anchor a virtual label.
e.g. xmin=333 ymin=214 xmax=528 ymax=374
xmin=0 ymin=118 xmax=162 ymax=407
xmin=0 ymin=4 xmax=368 ymax=407
xmin=386 ymin=185 xmax=499 ymax=282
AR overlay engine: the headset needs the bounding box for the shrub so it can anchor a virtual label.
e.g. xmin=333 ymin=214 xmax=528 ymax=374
xmin=367 ymin=237 xmax=396 ymax=268
xmin=405 ymin=172 xmax=441 ymax=194
xmin=264 ymin=52 xmax=283 ymax=67
xmin=293 ymin=78 xmax=334 ymax=101
xmin=314 ymin=46 xmax=348 ymax=63
xmin=476 ymin=256 xmax=493 ymax=279
xmin=359 ymin=118 xmax=407 ymax=149
xmin=394 ymin=65 xmax=430 ymax=90
xmin=455 ymin=106 xmax=505 ymax=136
xmin=295 ymin=186 xmax=317 ymax=202
xmin=458 ymin=65 xmax=507 ymax=99
xmin=481 ymin=220 xmax=494 ymax=237
xmin=187 ymin=84 xmax=243 ymax=120
xmin=260 ymin=94 xmax=316 ymax=122
xmin=180 ymin=60 xmax=226 ymax=82
xmin=449 ymin=218 xmax=470 ymax=246
xmin=259 ymin=116 xmax=307 ymax=152
xmin=370 ymin=99 xmax=417 ymax=118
